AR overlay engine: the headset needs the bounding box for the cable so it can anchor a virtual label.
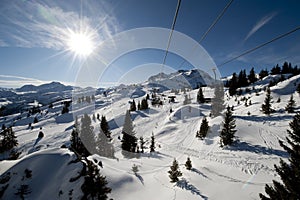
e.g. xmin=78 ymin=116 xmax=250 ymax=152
xmin=218 ymin=26 xmax=300 ymax=67
xmin=161 ymin=0 xmax=182 ymax=73
xmin=177 ymin=0 xmax=234 ymax=69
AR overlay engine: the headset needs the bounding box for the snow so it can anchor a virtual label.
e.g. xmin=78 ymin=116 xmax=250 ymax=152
xmin=1 ymin=72 xmax=299 ymax=199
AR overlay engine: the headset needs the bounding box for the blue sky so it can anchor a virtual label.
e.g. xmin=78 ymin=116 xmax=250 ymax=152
xmin=0 ymin=0 xmax=299 ymax=88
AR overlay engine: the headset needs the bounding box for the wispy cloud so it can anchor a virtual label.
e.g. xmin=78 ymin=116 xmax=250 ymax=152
xmin=245 ymin=12 xmax=277 ymax=41
xmin=0 ymin=0 xmax=120 ymax=50
xmin=0 ymin=75 xmax=75 ymax=88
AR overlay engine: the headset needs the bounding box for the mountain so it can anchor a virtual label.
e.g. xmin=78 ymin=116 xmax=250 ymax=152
xmin=0 ymin=82 xmax=73 ymax=116
xmin=147 ymin=69 xmax=217 ymax=90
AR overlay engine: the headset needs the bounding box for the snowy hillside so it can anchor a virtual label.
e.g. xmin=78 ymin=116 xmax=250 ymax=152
xmin=0 ymin=71 xmax=300 ymax=199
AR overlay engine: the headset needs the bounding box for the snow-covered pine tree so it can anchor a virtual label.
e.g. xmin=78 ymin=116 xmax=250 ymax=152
xmin=211 ymin=83 xmax=225 ymax=117
xmin=168 ymin=159 xmax=182 ymax=183
xmin=121 ymin=110 xmax=138 ymax=158
xmin=130 ymin=99 xmax=136 ymax=111
xmin=96 ymin=128 xmax=115 ymax=158
xmin=196 ymin=117 xmax=209 ymax=139
xmin=150 ymin=133 xmax=155 ymax=152
xmin=81 ymin=159 xmax=111 ymax=200
xmin=262 ymin=87 xmax=273 ymax=115
xmin=197 ymin=87 xmax=205 ymax=104
xmin=285 ymin=94 xmax=296 ymax=113
xmin=220 ymin=106 xmax=236 ymax=147
xmin=80 ymin=114 xmax=96 ymax=155
xmin=185 ymin=157 xmax=192 ymax=170
xmin=259 ymin=112 xmax=300 ymax=199
xmin=0 ymin=127 xmax=18 ymax=153
xmin=70 ymin=117 xmax=89 ymax=157
xmin=100 ymin=115 xmax=111 ymax=139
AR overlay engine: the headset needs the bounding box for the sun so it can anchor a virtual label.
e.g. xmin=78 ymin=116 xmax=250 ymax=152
xmin=67 ymin=32 xmax=95 ymax=57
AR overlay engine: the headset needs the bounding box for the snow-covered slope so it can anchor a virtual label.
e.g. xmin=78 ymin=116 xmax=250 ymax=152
xmin=0 ymin=73 xmax=299 ymax=199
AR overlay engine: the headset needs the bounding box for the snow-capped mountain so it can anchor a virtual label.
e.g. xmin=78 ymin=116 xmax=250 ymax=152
xmin=147 ymin=69 xmax=217 ymax=90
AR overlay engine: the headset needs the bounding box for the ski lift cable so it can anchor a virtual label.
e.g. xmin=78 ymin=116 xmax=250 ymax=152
xmin=218 ymin=25 xmax=300 ymax=67
xmin=177 ymin=0 xmax=234 ymax=70
xmin=161 ymin=0 xmax=182 ymax=75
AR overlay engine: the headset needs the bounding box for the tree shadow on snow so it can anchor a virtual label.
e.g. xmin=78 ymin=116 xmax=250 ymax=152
xmin=176 ymin=178 xmax=208 ymax=200
xmin=235 ymin=115 xmax=293 ymax=122
xmin=226 ymin=140 xmax=288 ymax=158
xmin=191 ymin=168 xmax=210 ymax=180
xmin=135 ymin=173 xmax=144 ymax=185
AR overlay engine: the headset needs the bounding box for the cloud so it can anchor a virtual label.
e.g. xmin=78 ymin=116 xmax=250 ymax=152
xmin=0 ymin=75 xmax=74 ymax=88
xmin=0 ymin=0 xmax=120 ymax=50
xmin=245 ymin=12 xmax=277 ymax=41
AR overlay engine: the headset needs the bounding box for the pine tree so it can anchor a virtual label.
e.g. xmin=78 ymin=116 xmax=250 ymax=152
xmin=248 ymin=67 xmax=257 ymax=84
xmin=140 ymin=98 xmax=149 ymax=110
xmin=259 ymin=113 xmax=300 ymax=199
xmin=229 ymin=73 xmax=238 ymax=96
xmin=121 ymin=110 xmax=137 ymax=157
xmin=262 ymin=87 xmax=273 ymax=115
xmin=168 ymin=159 xmax=182 ymax=183
xmin=211 ymin=83 xmax=225 ymax=117
xmin=33 ymin=117 xmax=38 ymax=124
xmin=0 ymin=127 xmax=18 ymax=153
xmin=197 ymin=87 xmax=205 ymax=104
xmin=220 ymin=106 xmax=236 ymax=147
xmin=70 ymin=117 xmax=89 ymax=157
xmin=96 ymin=128 xmax=115 ymax=158
xmin=259 ymin=68 xmax=269 ymax=80
xmin=139 ymin=136 xmax=145 ymax=153
xmin=80 ymin=114 xmax=96 ymax=155
xmin=185 ymin=157 xmax=192 ymax=170
xmin=137 ymin=101 xmax=141 ymax=110
xmin=100 ymin=115 xmax=111 ymax=139
xmin=81 ymin=159 xmax=111 ymax=200
xmin=130 ymin=99 xmax=136 ymax=111
xmin=297 ymin=83 xmax=300 ymax=94
xmin=285 ymin=95 xmax=296 ymax=113
xmin=15 ymin=184 xmax=31 ymax=200
xmin=150 ymin=133 xmax=155 ymax=152
xmin=196 ymin=117 xmax=209 ymax=139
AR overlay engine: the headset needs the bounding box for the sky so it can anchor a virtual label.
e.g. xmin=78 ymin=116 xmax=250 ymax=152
xmin=0 ymin=0 xmax=299 ymax=88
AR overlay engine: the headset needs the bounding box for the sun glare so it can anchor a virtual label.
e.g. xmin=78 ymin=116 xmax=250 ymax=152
xmin=68 ymin=32 xmax=94 ymax=57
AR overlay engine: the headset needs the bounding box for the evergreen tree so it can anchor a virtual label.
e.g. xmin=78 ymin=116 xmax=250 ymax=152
xmin=81 ymin=159 xmax=111 ymax=200
xmin=248 ymin=67 xmax=257 ymax=84
xmin=220 ymin=106 xmax=236 ymax=147
xmin=262 ymin=87 xmax=273 ymax=115
xmin=285 ymin=95 xmax=296 ymax=113
xmin=168 ymin=159 xmax=182 ymax=183
xmin=259 ymin=113 xmax=300 ymax=200
xmin=238 ymin=69 xmax=248 ymax=87
xmin=70 ymin=117 xmax=89 ymax=157
xmin=139 ymin=136 xmax=145 ymax=153
xmin=297 ymin=83 xmax=300 ymax=95
xmin=137 ymin=101 xmax=141 ymax=110
xmin=130 ymin=99 xmax=136 ymax=111
xmin=80 ymin=114 xmax=96 ymax=155
xmin=185 ymin=157 xmax=192 ymax=170
xmin=96 ymin=128 xmax=115 ymax=158
xmin=33 ymin=117 xmax=38 ymax=124
xmin=100 ymin=116 xmax=111 ymax=139
xmin=15 ymin=185 xmax=31 ymax=200
xmin=121 ymin=110 xmax=137 ymax=157
xmin=197 ymin=87 xmax=205 ymax=103
xmin=259 ymin=68 xmax=269 ymax=80
xmin=211 ymin=83 xmax=225 ymax=117
xmin=196 ymin=117 xmax=209 ymax=139
xmin=150 ymin=133 xmax=155 ymax=152
xmin=229 ymin=73 xmax=238 ymax=96
xmin=140 ymin=98 xmax=149 ymax=110
xmin=0 ymin=127 xmax=18 ymax=153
